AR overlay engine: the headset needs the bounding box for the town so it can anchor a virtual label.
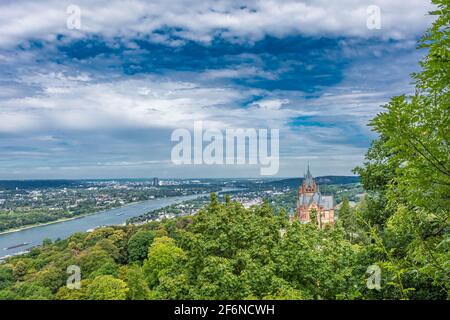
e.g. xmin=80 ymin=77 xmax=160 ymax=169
xmin=0 ymin=176 xmax=362 ymax=233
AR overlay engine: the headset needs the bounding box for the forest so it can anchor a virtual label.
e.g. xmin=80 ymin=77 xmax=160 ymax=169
xmin=0 ymin=188 xmax=447 ymax=299
xmin=0 ymin=0 xmax=448 ymax=300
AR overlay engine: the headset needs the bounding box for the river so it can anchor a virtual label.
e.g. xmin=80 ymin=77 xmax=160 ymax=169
xmin=0 ymin=192 xmax=216 ymax=259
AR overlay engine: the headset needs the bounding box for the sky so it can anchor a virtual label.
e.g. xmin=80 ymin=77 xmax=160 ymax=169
xmin=0 ymin=0 xmax=435 ymax=179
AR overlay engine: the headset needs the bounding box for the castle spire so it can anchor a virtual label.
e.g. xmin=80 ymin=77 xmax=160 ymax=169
xmin=306 ymin=161 xmax=311 ymax=178
xmin=304 ymin=161 xmax=314 ymax=190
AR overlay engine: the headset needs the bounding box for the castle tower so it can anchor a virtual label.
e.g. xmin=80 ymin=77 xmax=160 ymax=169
xmin=296 ymin=165 xmax=335 ymax=227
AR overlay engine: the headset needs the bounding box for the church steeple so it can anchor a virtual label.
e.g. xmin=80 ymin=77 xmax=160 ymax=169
xmin=304 ymin=162 xmax=315 ymax=193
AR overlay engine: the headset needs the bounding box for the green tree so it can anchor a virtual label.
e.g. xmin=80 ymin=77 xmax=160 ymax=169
xmin=274 ymin=221 xmax=359 ymax=299
xmin=127 ymin=230 xmax=155 ymax=264
xmin=353 ymin=0 xmax=450 ymax=299
xmin=85 ymin=275 xmax=128 ymax=300
xmin=89 ymin=261 xmax=119 ymax=279
xmin=143 ymin=236 xmax=186 ymax=287
xmin=94 ymin=239 xmax=121 ymax=262
xmin=14 ymin=282 xmax=53 ymax=300
xmin=34 ymin=266 xmax=66 ymax=293
xmin=13 ymin=261 xmax=28 ymax=280
xmin=338 ymin=197 xmax=351 ymax=224
xmin=55 ymin=279 xmax=91 ymax=300
xmin=77 ymin=247 xmax=116 ymax=278
xmin=42 ymin=238 xmax=53 ymax=247
xmin=0 ymin=265 xmax=15 ymax=290
xmin=337 ymin=197 xmax=363 ymax=242
xmin=0 ymin=289 xmax=16 ymax=300
xmin=119 ymin=266 xmax=150 ymax=300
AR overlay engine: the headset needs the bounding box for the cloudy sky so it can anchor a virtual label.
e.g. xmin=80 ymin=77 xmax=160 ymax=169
xmin=0 ymin=0 xmax=435 ymax=179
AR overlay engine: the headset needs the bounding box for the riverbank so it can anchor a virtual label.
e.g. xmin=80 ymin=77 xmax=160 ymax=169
xmin=0 ymin=189 xmax=237 ymax=236
xmin=0 ymin=189 xmax=241 ymax=259
xmin=0 ymin=193 xmax=214 ymax=259
xmin=0 ymin=199 xmax=152 ymax=236
xmin=0 ymin=211 xmax=101 ymax=236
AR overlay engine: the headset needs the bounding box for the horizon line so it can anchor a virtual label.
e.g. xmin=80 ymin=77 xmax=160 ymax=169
xmin=0 ymin=175 xmax=360 ymax=182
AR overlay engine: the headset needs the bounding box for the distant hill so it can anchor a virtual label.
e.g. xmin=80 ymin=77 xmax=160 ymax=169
xmin=266 ymin=176 xmax=360 ymax=188
xmin=0 ymin=176 xmax=360 ymax=191
xmin=0 ymin=180 xmax=85 ymax=190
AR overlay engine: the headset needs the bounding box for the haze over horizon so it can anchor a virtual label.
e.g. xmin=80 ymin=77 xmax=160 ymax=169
xmin=0 ymin=0 xmax=435 ymax=179
xmin=0 ymin=174 xmax=359 ymax=182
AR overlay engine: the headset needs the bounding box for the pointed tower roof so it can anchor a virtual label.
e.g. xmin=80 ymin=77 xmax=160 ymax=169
xmin=305 ymin=162 xmax=314 ymax=188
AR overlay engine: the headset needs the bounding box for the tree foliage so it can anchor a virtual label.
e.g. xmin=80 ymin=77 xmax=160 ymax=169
xmin=353 ymin=0 xmax=449 ymax=299
xmin=85 ymin=275 xmax=128 ymax=300
xmin=127 ymin=230 xmax=155 ymax=264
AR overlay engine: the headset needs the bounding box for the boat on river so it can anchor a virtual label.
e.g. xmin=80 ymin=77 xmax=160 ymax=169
xmin=4 ymin=242 xmax=30 ymax=250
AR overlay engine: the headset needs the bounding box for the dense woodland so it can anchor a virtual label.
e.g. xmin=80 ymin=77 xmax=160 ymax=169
xmin=0 ymin=0 xmax=448 ymax=300
xmin=0 ymin=189 xmax=447 ymax=300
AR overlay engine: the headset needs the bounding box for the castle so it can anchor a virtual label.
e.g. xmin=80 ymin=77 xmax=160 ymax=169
xmin=294 ymin=165 xmax=335 ymax=227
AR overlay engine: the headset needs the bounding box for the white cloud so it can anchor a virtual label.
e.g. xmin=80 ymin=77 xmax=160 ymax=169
xmin=200 ymin=67 xmax=277 ymax=81
xmin=251 ymin=99 xmax=290 ymax=110
xmin=0 ymin=0 xmax=432 ymax=178
xmin=0 ymin=73 xmax=259 ymax=132
xmin=0 ymin=0 xmax=435 ymax=48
